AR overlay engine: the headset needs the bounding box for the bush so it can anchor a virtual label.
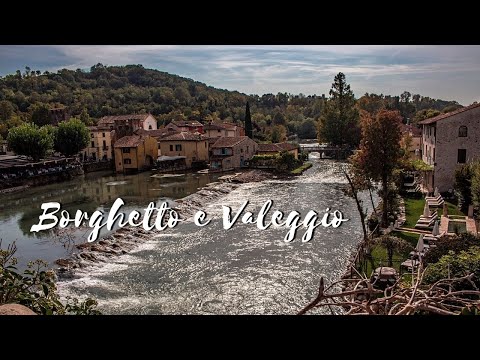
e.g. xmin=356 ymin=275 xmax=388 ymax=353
xmin=0 ymin=241 xmax=101 ymax=315
xmin=423 ymin=233 xmax=479 ymax=265
xmin=423 ymin=246 xmax=480 ymax=290
xmin=275 ymin=151 xmax=300 ymax=172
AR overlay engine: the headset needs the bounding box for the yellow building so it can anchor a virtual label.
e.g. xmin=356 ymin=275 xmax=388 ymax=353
xmin=159 ymin=132 xmax=209 ymax=169
xmin=257 ymin=142 xmax=299 ymax=159
xmin=114 ymin=135 xmax=158 ymax=173
xmin=82 ymin=125 xmax=114 ymax=161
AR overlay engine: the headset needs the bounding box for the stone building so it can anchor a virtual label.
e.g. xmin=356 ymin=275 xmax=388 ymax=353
xmin=159 ymin=132 xmax=209 ymax=169
xmin=419 ymin=103 xmax=480 ymax=193
xmin=113 ymin=135 xmax=158 ymax=173
xmin=83 ymin=125 xmax=114 ymax=161
xmin=257 ymin=142 xmax=299 ymax=159
xmin=210 ymin=136 xmax=258 ymax=171
xmin=165 ymin=120 xmax=204 ymax=134
xmin=203 ymin=122 xmax=245 ymax=138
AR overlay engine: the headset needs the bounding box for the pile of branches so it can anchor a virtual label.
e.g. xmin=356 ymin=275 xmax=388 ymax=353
xmin=298 ymin=266 xmax=480 ymax=315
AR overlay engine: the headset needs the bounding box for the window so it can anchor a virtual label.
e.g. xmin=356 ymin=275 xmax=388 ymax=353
xmin=149 ymin=125 xmax=152 ymax=130
xmin=458 ymin=149 xmax=467 ymax=164
xmin=459 ymin=126 xmax=467 ymax=137
xmin=91 ymin=141 xmax=95 ymax=148
xmin=103 ymin=140 xmax=106 ymax=148
xmin=218 ymin=129 xmax=221 ymax=133
xmin=122 ymin=148 xmax=130 ymax=153
xmin=247 ymin=146 xmax=249 ymax=152
xmin=433 ymin=148 xmax=435 ymax=162
xmin=170 ymin=145 xmax=173 ymax=151
xmin=205 ymin=142 xmax=207 ymax=148
xmin=90 ymin=133 xmax=94 ymax=138
xmin=102 ymin=132 xmax=105 ymax=137
xmin=241 ymin=148 xmax=243 ymax=153
xmin=175 ymin=144 xmax=182 ymax=151
xmin=123 ymin=159 xmax=132 ymax=164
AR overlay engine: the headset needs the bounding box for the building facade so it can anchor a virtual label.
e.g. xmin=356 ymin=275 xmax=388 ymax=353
xmin=210 ymin=136 xmax=258 ymax=171
xmin=419 ymin=103 xmax=480 ymax=193
xmin=203 ymin=122 xmax=245 ymax=138
xmin=113 ymin=135 xmax=158 ymax=173
xmin=83 ymin=125 xmax=114 ymax=161
xmin=165 ymin=120 xmax=204 ymax=134
xmin=159 ymin=132 xmax=209 ymax=169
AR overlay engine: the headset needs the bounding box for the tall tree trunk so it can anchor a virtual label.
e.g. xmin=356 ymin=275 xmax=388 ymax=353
xmin=381 ymin=174 xmax=389 ymax=228
xmin=344 ymin=171 xmax=368 ymax=241
xmin=368 ymin=183 xmax=376 ymax=214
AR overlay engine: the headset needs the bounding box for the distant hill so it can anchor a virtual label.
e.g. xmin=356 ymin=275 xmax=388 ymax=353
xmin=0 ymin=64 xmax=464 ymax=139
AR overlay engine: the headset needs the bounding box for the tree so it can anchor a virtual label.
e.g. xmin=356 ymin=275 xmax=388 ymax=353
xmin=373 ymin=235 xmax=412 ymax=267
xmin=318 ymin=72 xmax=360 ymax=148
xmin=7 ymin=123 xmax=53 ymax=161
xmin=352 ymin=109 xmax=402 ymax=227
xmin=54 ymin=118 xmax=89 ymax=157
xmin=79 ymin=108 xmax=93 ymax=126
xmin=471 ymin=161 xmax=480 ymax=211
xmin=244 ymin=101 xmax=253 ymax=138
xmin=454 ymin=163 xmax=473 ymax=212
xmin=269 ymin=125 xmax=287 ymax=143
xmin=297 ymin=118 xmax=317 ymax=139
xmin=30 ymin=103 xmax=51 ymax=126
xmin=0 ymin=100 xmax=15 ymax=121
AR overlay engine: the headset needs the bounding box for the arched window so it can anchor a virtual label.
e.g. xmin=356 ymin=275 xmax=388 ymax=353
xmin=148 ymin=125 xmax=152 ymax=130
xmin=459 ymin=126 xmax=468 ymax=137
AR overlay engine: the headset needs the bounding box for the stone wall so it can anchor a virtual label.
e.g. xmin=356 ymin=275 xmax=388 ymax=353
xmin=435 ymin=106 xmax=480 ymax=192
xmin=82 ymin=160 xmax=114 ymax=173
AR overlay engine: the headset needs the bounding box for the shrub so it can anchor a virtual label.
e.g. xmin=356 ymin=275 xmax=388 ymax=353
xmin=0 ymin=241 xmax=101 ymax=315
xmin=423 ymin=233 xmax=479 ymax=265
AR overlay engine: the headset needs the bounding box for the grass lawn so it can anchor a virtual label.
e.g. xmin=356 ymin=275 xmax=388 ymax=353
xmin=403 ymin=198 xmax=425 ymax=228
xmin=403 ymin=198 xmax=465 ymax=228
xmin=362 ymin=231 xmax=419 ymax=275
xmin=291 ymin=162 xmax=312 ymax=175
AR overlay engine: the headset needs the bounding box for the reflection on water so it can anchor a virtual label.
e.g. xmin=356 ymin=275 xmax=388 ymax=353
xmin=0 ymin=170 xmax=221 ymax=268
xmin=58 ymin=158 xmax=379 ymax=315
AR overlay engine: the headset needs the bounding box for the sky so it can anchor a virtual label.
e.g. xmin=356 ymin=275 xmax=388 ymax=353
xmin=0 ymin=45 xmax=479 ymax=105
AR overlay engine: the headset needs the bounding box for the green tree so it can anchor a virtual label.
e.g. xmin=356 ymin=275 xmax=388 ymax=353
xmin=244 ymin=101 xmax=253 ymax=138
xmin=297 ymin=118 xmax=317 ymax=139
xmin=318 ymin=72 xmax=360 ymax=148
xmin=454 ymin=163 xmax=473 ymax=212
xmin=470 ymin=160 xmax=480 ymax=211
xmin=0 ymin=100 xmax=15 ymax=121
xmin=373 ymin=235 xmax=412 ymax=267
xmin=351 ymin=109 xmax=402 ymax=227
xmin=7 ymin=123 xmax=53 ymax=161
xmin=30 ymin=103 xmax=51 ymax=126
xmin=79 ymin=107 xmax=93 ymax=126
xmin=269 ymin=125 xmax=287 ymax=143
xmin=54 ymin=118 xmax=89 ymax=156
xmin=275 ymin=151 xmax=298 ymax=172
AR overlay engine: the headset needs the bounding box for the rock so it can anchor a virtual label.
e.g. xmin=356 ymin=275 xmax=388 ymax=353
xmin=0 ymin=304 xmax=36 ymax=315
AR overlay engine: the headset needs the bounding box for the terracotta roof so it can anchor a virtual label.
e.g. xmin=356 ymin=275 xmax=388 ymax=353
xmin=88 ymin=125 xmax=113 ymax=131
xmin=161 ymin=132 xmax=207 ymax=141
xmin=211 ymin=136 xmax=250 ymax=148
xmin=276 ymin=142 xmax=299 ymax=151
xmin=169 ymin=120 xmax=203 ymax=127
xmin=204 ymin=122 xmax=244 ymax=131
xmin=418 ymin=103 xmax=479 ymax=125
xmin=258 ymin=142 xmax=298 ymax=152
xmin=135 ymin=128 xmax=171 ymax=138
xmin=98 ymin=113 xmax=152 ymax=125
xmin=114 ymin=135 xmax=144 ymax=148
xmin=258 ymin=143 xmax=282 ymax=152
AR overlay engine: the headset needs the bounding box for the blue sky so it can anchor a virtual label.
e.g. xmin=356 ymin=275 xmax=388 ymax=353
xmin=1 ymin=45 xmax=479 ymax=105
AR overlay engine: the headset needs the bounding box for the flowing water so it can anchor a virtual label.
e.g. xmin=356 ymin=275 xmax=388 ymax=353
xmin=55 ymin=155 xmax=378 ymax=314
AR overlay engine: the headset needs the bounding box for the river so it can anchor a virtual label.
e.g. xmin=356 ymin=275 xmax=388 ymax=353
xmin=53 ymin=155 xmax=377 ymax=314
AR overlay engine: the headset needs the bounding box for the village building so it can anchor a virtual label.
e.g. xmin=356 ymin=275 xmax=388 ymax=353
xmin=210 ymin=136 xmax=258 ymax=171
xmin=98 ymin=114 xmax=158 ymax=141
xmin=257 ymin=142 xmax=299 ymax=159
xmin=113 ymin=135 xmax=158 ymax=173
xmin=159 ymin=132 xmax=209 ymax=169
xmin=48 ymin=106 xmax=70 ymax=125
xmin=203 ymin=122 xmax=245 ymax=138
xmin=165 ymin=120 xmax=204 ymax=134
xmin=82 ymin=125 xmax=114 ymax=161
xmin=419 ymin=103 xmax=480 ymax=193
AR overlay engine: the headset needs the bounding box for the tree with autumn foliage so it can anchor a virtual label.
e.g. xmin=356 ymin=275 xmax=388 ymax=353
xmin=318 ymin=72 xmax=360 ymax=148
xmin=351 ymin=109 xmax=403 ymax=227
